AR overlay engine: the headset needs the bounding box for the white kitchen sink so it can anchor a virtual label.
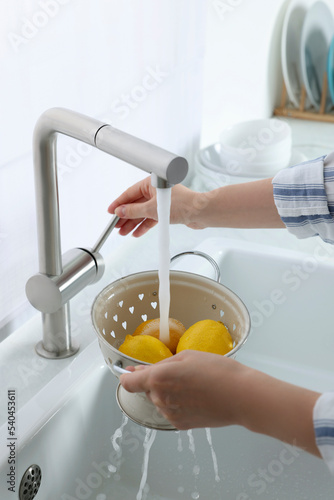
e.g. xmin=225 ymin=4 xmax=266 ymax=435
xmin=1 ymin=237 xmax=333 ymax=499
xmin=172 ymin=237 xmax=334 ymax=391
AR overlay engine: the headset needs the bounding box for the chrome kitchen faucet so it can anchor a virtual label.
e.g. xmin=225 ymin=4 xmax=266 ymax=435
xmin=26 ymin=108 xmax=188 ymax=359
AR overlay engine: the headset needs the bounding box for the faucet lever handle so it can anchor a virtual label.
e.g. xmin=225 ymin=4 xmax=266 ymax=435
xmin=91 ymin=215 xmax=120 ymax=254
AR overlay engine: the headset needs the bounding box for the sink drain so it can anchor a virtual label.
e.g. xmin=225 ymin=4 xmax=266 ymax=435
xmin=19 ymin=465 xmax=42 ymax=500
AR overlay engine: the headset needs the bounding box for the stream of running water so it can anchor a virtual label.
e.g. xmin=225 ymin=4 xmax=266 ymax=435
xmin=156 ymin=187 xmax=172 ymax=345
xmin=108 ymin=420 xmax=222 ymax=499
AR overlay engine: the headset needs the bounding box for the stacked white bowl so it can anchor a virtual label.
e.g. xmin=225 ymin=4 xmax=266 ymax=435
xmin=218 ymin=118 xmax=292 ymax=178
xmin=192 ymin=118 xmax=302 ymax=193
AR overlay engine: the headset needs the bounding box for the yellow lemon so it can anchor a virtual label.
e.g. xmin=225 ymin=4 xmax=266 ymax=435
xmin=176 ymin=319 xmax=233 ymax=356
xmin=118 ymin=334 xmax=173 ymax=363
xmin=132 ymin=317 xmax=186 ymax=354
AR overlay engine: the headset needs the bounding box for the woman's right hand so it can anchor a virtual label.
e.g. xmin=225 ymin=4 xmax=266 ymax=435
xmin=108 ymin=176 xmax=206 ymax=237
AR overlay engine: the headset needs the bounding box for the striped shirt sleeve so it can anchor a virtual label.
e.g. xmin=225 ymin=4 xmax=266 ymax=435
xmin=273 ymin=151 xmax=334 ymax=472
xmin=313 ymin=393 xmax=334 ymax=474
xmin=272 ymin=151 xmax=334 ymax=244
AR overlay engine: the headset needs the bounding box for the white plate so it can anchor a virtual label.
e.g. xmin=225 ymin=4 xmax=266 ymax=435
xmin=281 ymin=0 xmax=311 ymax=108
xmin=327 ymin=33 xmax=334 ymax=103
xmin=300 ymin=0 xmax=334 ymax=110
xmin=198 ymin=143 xmax=307 ymax=178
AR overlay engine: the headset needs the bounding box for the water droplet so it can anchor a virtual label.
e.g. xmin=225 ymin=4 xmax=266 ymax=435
xmin=205 ymin=428 xmax=221 ymax=483
xmin=191 ymin=492 xmax=200 ymax=499
xmin=193 ymin=465 xmax=200 ymax=475
xmin=187 ymin=429 xmax=196 ymax=454
xmin=108 ymin=464 xmax=116 ymax=473
xmin=136 ymin=429 xmax=157 ymax=500
xmin=177 ymin=432 xmax=183 ymax=452
xmin=111 ymin=415 xmax=128 ymax=453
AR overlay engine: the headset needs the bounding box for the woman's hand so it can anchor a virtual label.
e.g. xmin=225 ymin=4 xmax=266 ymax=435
xmin=108 ymin=176 xmax=284 ymax=237
xmin=120 ymin=350 xmax=321 ymax=456
xmin=120 ymin=350 xmax=249 ymax=430
xmin=108 ymin=176 xmax=206 ymax=237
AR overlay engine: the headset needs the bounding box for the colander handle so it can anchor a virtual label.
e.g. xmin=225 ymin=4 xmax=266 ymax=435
xmin=170 ymin=251 xmax=221 ymax=283
xmin=113 ymin=360 xmax=132 ymax=375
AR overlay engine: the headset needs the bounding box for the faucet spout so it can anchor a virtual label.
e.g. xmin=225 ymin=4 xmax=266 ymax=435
xmin=33 ymin=108 xmax=106 ymax=277
xmin=28 ymin=107 xmax=188 ymax=359
xmin=95 ymin=125 xmax=188 ymax=187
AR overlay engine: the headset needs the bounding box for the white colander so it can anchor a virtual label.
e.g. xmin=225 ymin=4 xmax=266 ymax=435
xmin=91 ymin=252 xmax=251 ymax=430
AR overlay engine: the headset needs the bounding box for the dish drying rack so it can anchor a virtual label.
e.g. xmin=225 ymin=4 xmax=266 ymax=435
xmin=274 ymin=74 xmax=334 ymax=123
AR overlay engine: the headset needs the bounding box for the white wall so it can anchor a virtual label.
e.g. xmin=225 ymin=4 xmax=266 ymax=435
xmin=0 ymin=0 xmax=207 ymax=335
xmin=201 ymin=0 xmax=289 ymax=146
xmin=5 ymin=0 xmax=329 ymax=337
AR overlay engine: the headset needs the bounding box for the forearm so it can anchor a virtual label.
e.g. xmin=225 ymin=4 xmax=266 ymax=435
xmin=191 ymin=178 xmax=285 ymax=229
xmin=121 ymin=351 xmax=321 ymax=456
xmin=109 ymin=176 xmax=285 ymax=235
xmin=236 ymin=366 xmax=321 ymax=456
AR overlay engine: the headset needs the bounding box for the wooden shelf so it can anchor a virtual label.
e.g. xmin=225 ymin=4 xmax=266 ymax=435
xmin=274 ymin=74 xmax=334 ymax=124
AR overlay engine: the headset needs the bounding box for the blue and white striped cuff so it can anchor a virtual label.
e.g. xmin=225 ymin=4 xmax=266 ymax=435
xmin=314 ymin=392 xmax=334 ymax=474
xmin=272 ymin=153 xmax=334 ymax=243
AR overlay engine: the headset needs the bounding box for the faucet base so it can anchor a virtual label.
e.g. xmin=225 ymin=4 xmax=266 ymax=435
xmin=35 ymin=340 xmax=80 ymax=359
